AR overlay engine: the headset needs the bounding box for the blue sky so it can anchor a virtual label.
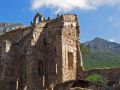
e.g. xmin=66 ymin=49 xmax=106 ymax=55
xmin=0 ymin=0 xmax=120 ymax=43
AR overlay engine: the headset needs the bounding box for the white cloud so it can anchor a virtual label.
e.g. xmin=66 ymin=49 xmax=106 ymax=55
xmin=31 ymin=0 xmax=94 ymax=13
xmin=109 ymin=38 xmax=117 ymax=42
xmin=31 ymin=0 xmax=120 ymax=13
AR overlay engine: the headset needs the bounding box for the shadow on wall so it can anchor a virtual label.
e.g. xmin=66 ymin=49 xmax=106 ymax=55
xmin=0 ymin=14 xmax=63 ymax=90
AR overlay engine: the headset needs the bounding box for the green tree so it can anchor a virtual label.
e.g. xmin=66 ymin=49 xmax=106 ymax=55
xmin=80 ymin=44 xmax=91 ymax=56
xmin=85 ymin=74 xmax=107 ymax=84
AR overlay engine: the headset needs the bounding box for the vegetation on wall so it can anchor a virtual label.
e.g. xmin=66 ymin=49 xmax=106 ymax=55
xmin=85 ymin=74 xmax=107 ymax=84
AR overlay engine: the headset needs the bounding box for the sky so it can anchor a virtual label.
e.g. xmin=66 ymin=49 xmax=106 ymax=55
xmin=0 ymin=0 xmax=120 ymax=43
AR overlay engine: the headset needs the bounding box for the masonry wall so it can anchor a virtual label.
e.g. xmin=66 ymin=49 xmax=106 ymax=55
xmin=0 ymin=14 xmax=83 ymax=90
xmin=29 ymin=18 xmax=64 ymax=90
xmin=85 ymin=67 xmax=120 ymax=86
xmin=61 ymin=14 xmax=82 ymax=82
xmin=0 ymin=26 xmax=34 ymax=90
xmin=0 ymin=17 xmax=63 ymax=90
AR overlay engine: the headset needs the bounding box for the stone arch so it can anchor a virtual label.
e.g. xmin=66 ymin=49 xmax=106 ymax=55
xmin=33 ymin=13 xmax=45 ymax=24
xmin=85 ymin=68 xmax=120 ymax=86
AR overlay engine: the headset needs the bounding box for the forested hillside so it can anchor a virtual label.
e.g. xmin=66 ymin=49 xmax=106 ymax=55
xmin=81 ymin=37 xmax=120 ymax=70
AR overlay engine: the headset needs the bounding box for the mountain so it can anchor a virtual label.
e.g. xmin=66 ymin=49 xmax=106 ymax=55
xmin=84 ymin=37 xmax=120 ymax=54
xmin=82 ymin=37 xmax=120 ymax=70
xmin=0 ymin=22 xmax=23 ymax=35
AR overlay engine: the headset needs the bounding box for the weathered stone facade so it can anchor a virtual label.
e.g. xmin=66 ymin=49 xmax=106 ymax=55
xmin=0 ymin=13 xmax=83 ymax=90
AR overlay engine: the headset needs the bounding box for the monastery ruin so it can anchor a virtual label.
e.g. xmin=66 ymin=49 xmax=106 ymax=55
xmin=0 ymin=13 xmax=84 ymax=90
xmin=1 ymin=13 xmax=119 ymax=90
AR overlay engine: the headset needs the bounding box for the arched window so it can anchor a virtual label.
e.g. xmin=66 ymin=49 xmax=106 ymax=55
xmin=33 ymin=13 xmax=45 ymax=24
xmin=35 ymin=16 xmax=40 ymax=24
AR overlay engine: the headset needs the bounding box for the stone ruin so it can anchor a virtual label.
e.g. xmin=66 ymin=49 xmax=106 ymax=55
xmin=0 ymin=13 xmax=84 ymax=90
xmin=0 ymin=13 xmax=113 ymax=90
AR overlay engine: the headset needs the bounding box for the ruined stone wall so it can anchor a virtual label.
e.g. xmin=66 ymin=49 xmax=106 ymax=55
xmin=0 ymin=25 xmax=34 ymax=90
xmin=61 ymin=14 xmax=83 ymax=82
xmin=0 ymin=17 xmax=64 ymax=90
xmin=85 ymin=67 xmax=120 ymax=85
xmin=0 ymin=14 xmax=83 ymax=90
xmin=29 ymin=18 xmax=64 ymax=90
